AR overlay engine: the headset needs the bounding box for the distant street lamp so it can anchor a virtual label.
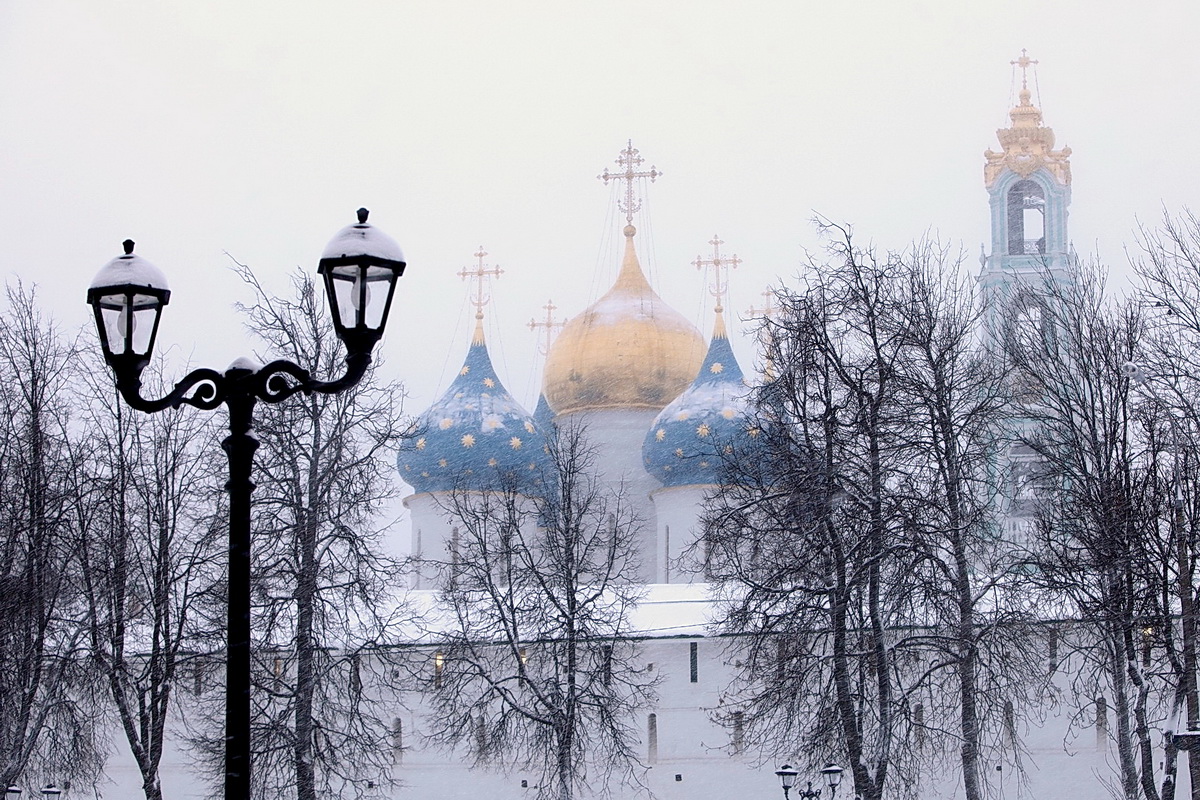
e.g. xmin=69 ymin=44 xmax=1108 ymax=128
xmin=820 ymin=763 xmax=844 ymax=799
xmin=40 ymin=787 xmax=60 ymax=799
xmin=776 ymin=762 xmax=845 ymax=800
xmin=86 ymin=208 xmax=406 ymax=800
xmin=775 ymin=764 xmax=799 ymax=800
xmin=6 ymin=787 xmax=20 ymax=800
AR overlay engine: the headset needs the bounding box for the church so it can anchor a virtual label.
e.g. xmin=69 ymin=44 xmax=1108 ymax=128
xmin=387 ymin=54 xmax=1145 ymax=800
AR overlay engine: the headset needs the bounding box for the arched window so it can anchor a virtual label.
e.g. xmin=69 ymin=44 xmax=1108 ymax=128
xmin=1007 ymin=179 xmax=1046 ymax=255
xmin=647 ymin=713 xmax=659 ymax=764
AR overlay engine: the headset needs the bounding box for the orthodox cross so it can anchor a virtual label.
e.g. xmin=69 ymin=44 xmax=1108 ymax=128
xmin=1011 ymin=49 xmax=1038 ymax=91
xmin=528 ymin=299 xmax=566 ymax=356
xmin=457 ymin=246 xmax=504 ymax=319
xmin=598 ymin=140 xmax=661 ymax=224
xmin=692 ymin=234 xmax=741 ymax=313
xmin=744 ymin=288 xmax=777 ymax=320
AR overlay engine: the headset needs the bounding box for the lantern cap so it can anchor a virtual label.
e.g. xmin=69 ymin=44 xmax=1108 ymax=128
xmin=320 ymin=208 xmax=405 ymax=264
xmin=89 ymin=241 xmax=170 ymax=294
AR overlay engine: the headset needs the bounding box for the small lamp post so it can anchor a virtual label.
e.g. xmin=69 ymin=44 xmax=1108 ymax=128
xmin=86 ymin=209 xmax=406 ymax=800
xmin=775 ymin=765 xmax=799 ymax=800
xmin=821 ymin=763 xmax=844 ymax=799
xmin=40 ymin=787 xmax=60 ymax=799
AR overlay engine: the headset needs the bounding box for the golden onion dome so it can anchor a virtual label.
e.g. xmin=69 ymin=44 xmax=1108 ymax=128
xmin=543 ymin=225 xmax=705 ymax=415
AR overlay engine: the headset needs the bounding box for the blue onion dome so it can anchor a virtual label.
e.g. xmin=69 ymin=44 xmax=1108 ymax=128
xmin=642 ymin=311 xmax=758 ymax=488
xmin=533 ymin=393 xmax=556 ymax=435
xmin=398 ymin=319 xmax=550 ymax=494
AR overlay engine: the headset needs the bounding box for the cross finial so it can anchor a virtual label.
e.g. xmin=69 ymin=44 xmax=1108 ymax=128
xmin=528 ymin=299 xmax=567 ymax=356
xmin=692 ymin=234 xmax=741 ymax=314
xmin=457 ymin=246 xmax=504 ymax=321
xmin=1011 ymin=48 xmax=1038 ymax=91
xmin=598 ymin=140 xmax=662 ymax=225
xmin=745 ymin=288 xmax=777 ymax=320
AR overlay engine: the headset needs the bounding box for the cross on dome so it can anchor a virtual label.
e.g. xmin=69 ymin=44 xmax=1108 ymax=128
xmin=692 ymin=234 xmax=741 ymax=314
xmin=528 ymin=298 xmax=567 ymax=356
xmin=458 ymin=246 xmax=504 ymax=322
xmin=598 ymin=140 xmax=661 ymax=225
xmin=1011 ymin=48 xmax=1038 ymax=91
xmin=745 ymin=288 xmax=777 ymax=320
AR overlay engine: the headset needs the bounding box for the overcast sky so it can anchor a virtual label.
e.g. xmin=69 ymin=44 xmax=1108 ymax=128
xmin=2 ymin=0 xmax=1197 ymax=449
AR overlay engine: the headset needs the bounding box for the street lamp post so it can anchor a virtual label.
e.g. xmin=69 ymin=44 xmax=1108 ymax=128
xmin=86 ymin=209 xmax=406 ymax=800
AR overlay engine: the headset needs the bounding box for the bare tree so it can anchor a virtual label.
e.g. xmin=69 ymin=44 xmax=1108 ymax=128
xmin=704 ymin=226 xmax=922 ymax=800
xmin=234 ymin=261 xmax=406 ymax=800
xmin=426 ymin=421 xmax=657 ymax=800
xmin=0 ymin=283 xmax=105 ymax=790
xmin=72 ymin=356 xmax=224 ymax=800
xmin=1007 ymin=263 xmax=1172 ymax=800
xmin=705 ymin=228 xmax=1042 ymax=800
xmin=1134 ymin=209 xmax=1200 ymax=800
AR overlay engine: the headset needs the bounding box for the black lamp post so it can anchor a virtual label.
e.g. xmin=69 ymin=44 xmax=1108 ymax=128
xmin=86 ymin=208 xmax=406 ymax=800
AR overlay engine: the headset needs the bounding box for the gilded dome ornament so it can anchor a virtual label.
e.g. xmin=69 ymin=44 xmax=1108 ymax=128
xmin=984 ymin=51 xmax=1072 ymax=188
xmin=542 ymin=143 xmax=705 ymax=414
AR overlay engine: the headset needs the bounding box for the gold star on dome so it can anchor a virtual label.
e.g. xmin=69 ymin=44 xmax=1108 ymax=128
xmin=420 ymin=471 xmax=429 ymax=478
xmin=461 ymin=434 xmax=476 ymax=448
xmin=524 ymin=421 xmax=535 ymax=434
xmin=416 ymin=438 xmax=426 ymax=450
xmin=700 ymin=461 xmax=709 ymax=468
xmin=710 ymin=362 xmax=724 ymax=374
xmin=747 ymin=427 xmax=761 ymax=438
xmin=510 ymin=437 xmax=523 ymax=449
xmin=655 ymin=429 xmax=665 ymax=441
xmin=454 ymin=392 xmax=464 ymax=399
xmin=488 ymin=458 xmax=498 ymax=467
xmin=460 ymin=365 xmax=470 ymax=376
xmin=723 ymin=444 xmax=733 ymax=454
xmin=674 ymin=448 xmax=684 ymax=457
xmin=483 ymin=377 xmax=495 ymax=388
xmin=484 ymin=418 xmax=501 ymax=431
xmin=439 ymin=418 xmax=453 ymax=430
xmin=696 ymin=423 xmax=711 ymax=437
xmin=675 ymin=411 xmax=690 ymax=421
xmin=721 ymin=408 xmax=735 ymax=419
xmin=438 ymin=458 xmax=448 ymax=468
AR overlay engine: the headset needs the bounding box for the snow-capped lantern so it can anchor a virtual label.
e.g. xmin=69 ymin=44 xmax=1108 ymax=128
xmin=87 ymin=239 xmax=171 ymax=371
xmin=318 ymin=207 xmax=407 ymax=351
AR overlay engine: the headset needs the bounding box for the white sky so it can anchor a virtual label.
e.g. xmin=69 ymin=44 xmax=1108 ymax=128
xmin=2 ymin=1 xmax=1197 ymax=465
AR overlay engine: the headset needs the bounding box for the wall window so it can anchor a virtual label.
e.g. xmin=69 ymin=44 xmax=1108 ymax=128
xmin=1095 ymin=695 xmax=1108 ymax=748
xmin=1048 ymin=628 xmax=1059 ymax=676
xmin=434 ymin=650 xmax=445 ymax=689
xmin=731 ymin=711 xmax=745 ymax=754
xmin=689 ymin=642 xmax=698 ymax=683
xmin=647 ymin=713 xmax=658 ymax=764
xmin=392 ymin=717 xmax=404 ymax=764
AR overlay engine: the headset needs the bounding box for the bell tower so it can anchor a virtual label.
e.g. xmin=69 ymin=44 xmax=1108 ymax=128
xmin=979 ymin=51 xmax=1075 ymax=334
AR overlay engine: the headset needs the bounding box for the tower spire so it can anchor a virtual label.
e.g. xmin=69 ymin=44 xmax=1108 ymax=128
xmin=457 ymin=246 xmax=504 ymax=343
xmin=598 ymin=140 xmax=661 ymax=225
